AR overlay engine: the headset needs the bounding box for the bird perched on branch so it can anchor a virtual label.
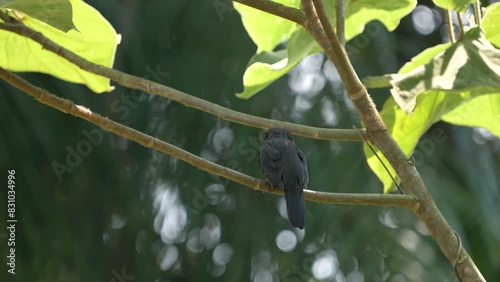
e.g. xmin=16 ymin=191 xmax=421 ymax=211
xmin=259 ymin=128 xmax=308 ymax=229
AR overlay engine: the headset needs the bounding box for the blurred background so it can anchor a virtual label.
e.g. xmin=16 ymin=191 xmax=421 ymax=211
xmin=1 ymin=0 xmax=499 ymax=281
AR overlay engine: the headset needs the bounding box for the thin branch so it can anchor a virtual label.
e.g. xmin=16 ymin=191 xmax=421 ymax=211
xmin=300 ymin=0 xmax=484 ymax=280
xmin=445 ymin=10 xmax=456 ymax=43
xmin=304 ymin=0 xmax=384 ymax=133
xmin=336 ymin=0 xmax=344 ymax=46
xmin=473 ymin=0 xmax=482 ymax=26
xmin=0 ymin=66 xmax=417 ymax=209
xmin=456 ymin=11 xmax=465 ymax=40
xmin=234 ymin=0 xmax=306 ymax=25
xmin=0 ymin=20 xmax=363 ymax=141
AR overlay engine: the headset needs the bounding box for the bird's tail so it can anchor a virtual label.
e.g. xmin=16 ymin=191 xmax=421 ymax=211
xmin=284 ymin=189 xmax=305 ymax=229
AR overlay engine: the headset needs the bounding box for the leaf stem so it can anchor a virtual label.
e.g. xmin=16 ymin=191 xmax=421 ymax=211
xmin=445 ymin=10 xmax=456 ymax=43
xmin=473 ymin=0 xmax=482 ymax=26
xmin=336 ymin=0 xmax=344 ymax=46
xmin=456 ymin=11 xmax=465 ymax=40
xmin=234 ymin=0 xmax=306 ymax=25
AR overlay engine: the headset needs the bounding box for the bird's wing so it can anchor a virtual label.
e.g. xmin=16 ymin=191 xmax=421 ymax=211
xmin=259 ymin=141 xmax=283 ymax=186
xmin=297 ymin=148 xmax=309 ymax=187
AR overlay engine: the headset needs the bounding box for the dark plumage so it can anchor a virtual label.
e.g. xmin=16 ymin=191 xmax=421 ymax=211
xmin=259 ymin=128 xmax=308 ymax=229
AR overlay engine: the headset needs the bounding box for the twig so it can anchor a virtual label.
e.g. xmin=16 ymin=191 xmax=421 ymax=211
xmin=234 ymin=0 xmax=306 ymax=25
xmin=456 ymin=11 xmax=464 ymax=40
xmin=0 ymin=20 xmax=363 ymax=141
xmin=299 ymin=0 xmax=484 ymax=280
xmin=304 ymin=0 xmax=384 ymax=132
xmin=473 ymin=0 xmax=481 ymax=27
xmin=445 ymin=10 xmax=456 ymax=43
xmin=0 ymin=66 xmax=417 ymax=209
xmin=336 ymin=0 xmax=344 ymax=46
xmin=355 ymin=126 xmax=403 ymax=194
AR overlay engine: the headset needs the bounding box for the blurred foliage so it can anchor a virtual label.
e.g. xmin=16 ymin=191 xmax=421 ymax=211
xmin=0 ymin=0 xmax=499 ymax=282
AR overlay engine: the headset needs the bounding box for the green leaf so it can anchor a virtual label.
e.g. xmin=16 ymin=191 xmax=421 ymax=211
xmin=236 ymin=28 xmax=320 ymax=99
xmin=344 ymin=0 xmax=417 ymax=37
xmin=398 ymin=43 xmax=451 ymax=74
xmin=363 ymin=74 xmax=399 ymax=88
xmin=363 ymin=43 xmax=451 ymax=88
xmin=365 ymin=89 xmax=496 ymax=193
xmin=432 ymin=0 xmax=473 ymax=12
xmin=237 ymin=0 xmax=417 ymax=99
xmin=389 ymin=28 xmax=500 ymax=113
xmin=0 ymin=0 xmax=119 ymax=93
xmin=483 ymin=2 xmax=500 ymax=48
xmin=442 ymin=94 xmax=500 ymax=137
xmin=364 ymin=28 xmax=500 ymax=192
xmin=234 ymin=0 xmax=300 ymax=53
xmin=1 ymin=0 xmax=76 ymax=32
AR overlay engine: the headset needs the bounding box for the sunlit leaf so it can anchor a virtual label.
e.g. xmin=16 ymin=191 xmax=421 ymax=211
xmin=483 ymin=2 xmax=500 ymax=48
xmin=442 ymin=94 xmax=500 ymax=137
xmin=236 ymin=28 xmax=320 ymax=99
xmin=1 ymin=0 xmax=76 ymax=32
xmin=236 ymin=0 xmax=417 ymax=99
xmin=389 ymin=28 xmax=500 ymax=113
xmin=364 ymin=28 xmax=500 ymax=192
xmin=234 ymin=0 xmax=300 ymax=53
xmin=432 ymin=0 xmax=474 ymax=12
xmin=364 ymin=89 xmax=497 ymax=192
xmin=0 ymin=0 xmax=119 ymax=93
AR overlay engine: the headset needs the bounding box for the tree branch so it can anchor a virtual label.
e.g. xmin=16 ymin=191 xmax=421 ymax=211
xmin=336 ymin=0 xmax=344 ymax=46
xmin=456 ymin=11 xmax=465 ymax=39
xmin=0 ymin=66 xmax=417 ymax=209
xmin=445 ymin=10 xmax=456 ymax=43
xmin=473 ymin=0 xmax=482 ymax=26
xmin=233 ymin=0 xmax=306 ymax=25
xmin=0 ymin=19 xmax=363 ymax=141
xmin=302 ymin=0 xmax=485 ymax=280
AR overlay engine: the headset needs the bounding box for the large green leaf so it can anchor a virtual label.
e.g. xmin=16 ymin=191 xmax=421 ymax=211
xmin=389 ymin=28 xmax=500 ymax=113
xmin=364 ymin=89 xmax=498 ymax=193
xmin=432 ymin=0 xmax=474 ymax=12
xmin=236 ymin=28 xmax=320 ymax=99
xmin=363 ymin=43 xmax=451 ymax=88
xmin=483 ymin=2 xmax=500 ymax=48
xmin=0 ymin=0 xmax=119 ymax=93
xmin=236 ymin=0 xmax=417 ymax=99
xmin=442 ymin=93 xmax=500 ymax=137
xmin=1 ymin=0 xmax=76 ymax=32
xmin=364 ymin=28 xmax=500 ymax=192
xmin=234 ymin=0 xmax=300 ymax=53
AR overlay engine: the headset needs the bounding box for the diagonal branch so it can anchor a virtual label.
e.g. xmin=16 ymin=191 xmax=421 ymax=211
xmin=305 ymin=0 xmax=485 ymax=280
xmin=234 ymin=0 xmax=306 ymax=25
xmin=335 ymin=0 xmax=344 ymax=46
xmin=228 ymin=0 xmax=485 ymax=280
xmin=445 ymin=10 xmax=456 ymax=43
xmin=0 ymin=66 xmax=417 ymax=209
xmin=0 ymin=18 xmax=362 ymax=141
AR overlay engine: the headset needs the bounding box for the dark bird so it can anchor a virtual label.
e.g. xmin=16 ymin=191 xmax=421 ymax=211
xmin=259 ymin=128 xmax=308 ymax=229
